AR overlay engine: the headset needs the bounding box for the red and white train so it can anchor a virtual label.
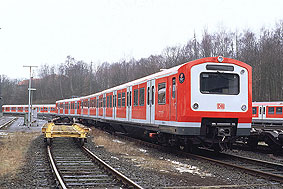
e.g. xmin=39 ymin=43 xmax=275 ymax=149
xmin=252 ymin=101 xmax=283 ymax=123
xmin=2 ymin=104 xmax=56 ymax=115
xmin=3 ymin=56 xmax=252 ymax=151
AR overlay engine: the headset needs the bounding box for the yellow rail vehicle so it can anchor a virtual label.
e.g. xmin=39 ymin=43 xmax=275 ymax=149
xmin=42 ymin=122 xmax=90 ymax=145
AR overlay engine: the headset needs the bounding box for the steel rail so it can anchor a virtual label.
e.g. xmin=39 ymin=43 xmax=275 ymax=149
xmin=47 ymin=145 xmax=67 ymax=189
xmin=82 ymin=146 xmax=143 ymax=189
xmin=0 ymin=117 xmax=17 ymax=129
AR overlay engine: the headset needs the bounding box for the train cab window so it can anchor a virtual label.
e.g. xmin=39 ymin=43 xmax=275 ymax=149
xmin=158 ymin=82 xmax=166 ymax=105
xmin=172 ymin=77 xmax=176 ymax=98
xmin=134 ymin=89 xmax=138 ymax=106
xmin=268 ymin=107 xmax=274 ymax=114
xmin=139 ymin=88 xmax=145 ymax=106
xmin=118 ymin=93 xmax=121 ymax=107
xmin=200 ymin=72 xmax=239 ymax=95
xmin=122 ymin=92 xmax=126 ymax=107
xmin=252 ymin=107 xmax=257 ymax=115
xmin=276 ymin=107 xmax=282 ymax=114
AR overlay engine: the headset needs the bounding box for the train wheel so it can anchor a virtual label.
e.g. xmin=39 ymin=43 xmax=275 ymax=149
xmin=247 ymin=138 xmax=258 ymax=149
xmin=79 ymin=138 xmax=85 ymax=146
xmin=46 ymin=138 xmax=52 ymax=146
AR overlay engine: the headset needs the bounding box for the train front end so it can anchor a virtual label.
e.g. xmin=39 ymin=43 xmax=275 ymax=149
xmin=178 ymin=56 xmax=252 ymax=151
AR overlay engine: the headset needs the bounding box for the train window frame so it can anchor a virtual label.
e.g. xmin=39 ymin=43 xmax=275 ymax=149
xmin=276 ymin=107 xmax=282 ymax=114
xmin=158 ymin=82 xmax=166 ymax=105
xmin=139 ymin=87 xmax=145 ymax=106
xmin=268 ymin=107 xmax=275 ymax=114
xmin=134 ymin=89 xmax=138 ymax=106
xmin=200 ymin=72 xmax=239 ymax=95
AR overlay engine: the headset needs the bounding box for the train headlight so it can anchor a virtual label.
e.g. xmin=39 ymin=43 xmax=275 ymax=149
xmin=240 ymin=70 xmax=245 ymax=74
xmin=217 ymin=56 xmax=224 ymax=63
xmin=193 ymin=103 xmax=199 ymax=110
xmin=241 ymin=105 xmax=247 ymax=111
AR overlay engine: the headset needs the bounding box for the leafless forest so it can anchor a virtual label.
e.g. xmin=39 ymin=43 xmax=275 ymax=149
xmin=1 ymin=21 xmax=283 ymax=105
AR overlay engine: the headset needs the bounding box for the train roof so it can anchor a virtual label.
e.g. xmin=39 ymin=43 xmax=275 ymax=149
xmin=3 ymin=104 xmax=55 ymax=107
xmin=252 ymin=102 xmax=283 ymax=106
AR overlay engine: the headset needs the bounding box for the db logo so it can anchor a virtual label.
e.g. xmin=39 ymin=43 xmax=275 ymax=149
xmin=217 ymin=103 xmax=225 ymax=109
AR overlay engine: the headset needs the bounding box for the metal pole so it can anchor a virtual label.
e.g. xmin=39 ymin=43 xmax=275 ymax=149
xmin=23 ymin=66 xmax=38 ymax=127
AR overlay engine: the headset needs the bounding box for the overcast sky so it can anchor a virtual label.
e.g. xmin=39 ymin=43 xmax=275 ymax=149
xmin=0 ymin=0 xmax=282 ymax=79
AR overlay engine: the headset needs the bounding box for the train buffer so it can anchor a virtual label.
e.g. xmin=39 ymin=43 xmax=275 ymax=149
xmin=42 ymin=122 xmax=90 ymax=145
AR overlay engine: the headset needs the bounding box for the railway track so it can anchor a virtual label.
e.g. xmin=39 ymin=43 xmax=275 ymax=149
xmin=0 ymin=117 xmax=18 ymax=129
xmin=47 ymin=138 xmax=143 ymax=188
xmin=108 ymin=131 xmax=283 ymax=185
xmin=193 ymin=150 xmax=283 ymax=183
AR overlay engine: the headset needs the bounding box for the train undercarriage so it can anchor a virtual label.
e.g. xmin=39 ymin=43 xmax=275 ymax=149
xmin=71 ymin=116 xmax=240 ymax=152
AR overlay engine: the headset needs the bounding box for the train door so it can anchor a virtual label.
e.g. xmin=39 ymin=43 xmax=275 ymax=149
xmin=146 ymin=80 xmax=155 ymax=124
xmin=127 ymin=86 xmax=132 ymax=121
xmin=169 ymin=77 xmax=177 ymax=121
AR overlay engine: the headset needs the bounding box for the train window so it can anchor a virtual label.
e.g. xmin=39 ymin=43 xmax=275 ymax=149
xmin=172 ymin=77 xmax=176 ymax=99
xmin=127 ymin=92 xmax=129 ymax=106
xmin=130 ymin=91 xmax=132 ymax=106
xmin=107 ymin=96 xmax=109 ymax=108
xmin=200 ymin=72 xmax=239 ymax=95
xmin=134 ymin=89 xmax=138 ymax=106
xmin=103 ymin=97 xmax=106 ymax=108
xmin=158 ymin=83 xmax=166 ymax=105
xmin=113 ymin=95 xmax=115 ymax=107
xmin=252 ymin=107 xmax=257 ymax=115
xmin=152 ymin=86 xmax=154 ymax=105
xmin=263 ymin=107 xmax=266 ymax=114
xmin=268 ymin=107 xmax=274 ymax=114
xmin=276 ymin=107 xmax=282 ymax=114
xmin=122 ymin=92 xmax=126 ymax=107
xmin=147 ymin=87 xmax=150 ymax=105
xmin=139 ymin=88 xmax=145 ymax=106
xmin=118 ymin=93 xmax=121 ymax=107
xmin=110 ymin=95 xmax=112 ymax=108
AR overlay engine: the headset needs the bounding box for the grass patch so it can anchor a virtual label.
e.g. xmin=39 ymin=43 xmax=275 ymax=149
xmin=0 ymin=132 xmax=40 ymax=177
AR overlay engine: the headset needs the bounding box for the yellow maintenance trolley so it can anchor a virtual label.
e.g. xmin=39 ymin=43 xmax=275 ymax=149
xmin=42 ymin=122 xmax=91 ymax=146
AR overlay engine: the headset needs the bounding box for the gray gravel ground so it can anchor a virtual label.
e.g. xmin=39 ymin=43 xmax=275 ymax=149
xmin=85 ymin=130 xmax=283 ymax=188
